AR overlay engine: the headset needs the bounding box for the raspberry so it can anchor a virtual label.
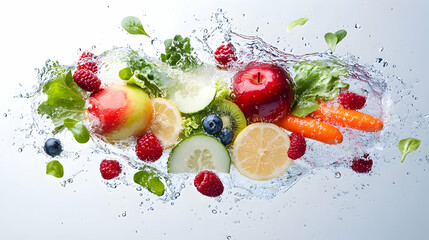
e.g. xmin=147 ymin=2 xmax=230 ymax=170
xmin=287 ymin=132 xmax=306 ymax=160
xmin=194 ymin=170 xmax=224 ymax=197
xmin=72 ymin=69 xmax=101 ymax=92
xmin=79 ymin=51 xmax=96 ymax=61
xmin=135 ymin=133 xmax=163 ymax=162
xmin=100 ymin=160 xmax=122 ymax=180
xmin=337 ymin=90 xmax=366 ymax=110
xmin=76 ymin=61 xmax=98 ymax=73
xmin=351 ymin=153 xmax=373 ymax=173
xmin=77 ymin=51 xmax=98 ymax=73
xmin=214 ymin=43 xmax=238 ymax=69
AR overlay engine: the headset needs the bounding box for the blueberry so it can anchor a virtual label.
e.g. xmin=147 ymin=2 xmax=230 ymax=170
xmin=44 ymin=138 xmax=63 ymax=157
xmin=219 ymin=128 xmax=234 ymax=145
xmin=203 ymin=114 xmax=223 ymax=135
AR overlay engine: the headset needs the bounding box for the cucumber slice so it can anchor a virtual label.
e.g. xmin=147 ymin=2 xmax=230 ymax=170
xmin=168 ymin=135 xmax=231 ymax=173
xmin=167 ymin=83 xmax=216 ymax=114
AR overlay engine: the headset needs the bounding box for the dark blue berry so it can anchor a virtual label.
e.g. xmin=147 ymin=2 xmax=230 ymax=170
xmin=203 ymin=114 xmax=223 ymax=135
xmin=44 ymin=138 xmax=63 ymax=157
xmin=219 ymin=128 xmax=234 ymax=145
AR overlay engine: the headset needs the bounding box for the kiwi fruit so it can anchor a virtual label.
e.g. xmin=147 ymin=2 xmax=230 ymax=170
xmin=213 ymin=100 xmax=247 ymax=141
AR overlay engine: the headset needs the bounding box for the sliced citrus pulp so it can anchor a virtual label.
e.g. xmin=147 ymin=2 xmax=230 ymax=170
xmin=146 ymin=98 xmax=182 ymax=149
xmin=232 ymin=123 xmax=292 ymax=181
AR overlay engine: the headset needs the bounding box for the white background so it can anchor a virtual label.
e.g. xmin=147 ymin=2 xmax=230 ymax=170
xmin=0 ymin=0 xmax=428 ymax=239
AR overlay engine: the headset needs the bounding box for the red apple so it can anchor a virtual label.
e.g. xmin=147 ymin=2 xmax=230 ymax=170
xmin=231 ymin=62 xmax=295 ymax=122
xmin=87 ymin=84 xmax=153 ymax=141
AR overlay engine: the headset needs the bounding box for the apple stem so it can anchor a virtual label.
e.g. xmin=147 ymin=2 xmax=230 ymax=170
xmin=257 ymin=72 xmax=261 ymax=83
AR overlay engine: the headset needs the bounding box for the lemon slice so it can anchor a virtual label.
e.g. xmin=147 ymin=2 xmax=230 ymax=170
xmin=232 ymin=123 xmax=292 ymax=181
xmin=147 ymin=98 xmax=182 ymax=149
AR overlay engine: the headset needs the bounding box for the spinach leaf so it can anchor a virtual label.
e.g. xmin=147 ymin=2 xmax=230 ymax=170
xmin=46 ymin=160 xmax=64 ymax=178
xmin=324 ymin=30 xmax=347 ymax=53
xmin=121 ymin=16 xmax=150 ymax=37
xmin=64 ymin=118 xmax=90 ymax=143
xmin=133 ymin=166 xmax=165 ymax=196
xmin=398 ymin=137 xmax=421 ymax=163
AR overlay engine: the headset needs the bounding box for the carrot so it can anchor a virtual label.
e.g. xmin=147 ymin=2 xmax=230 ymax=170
xmin=275 ymin=114 xmax=343 ymax=144
xmin=309 ymin=103 xmax=383 ymax=132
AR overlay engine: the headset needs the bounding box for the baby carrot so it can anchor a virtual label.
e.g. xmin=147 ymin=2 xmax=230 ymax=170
xmin=309 ymin=104 xmax=383 ymax=132
xmin=275 ymin=114 xmax=343 ymax=144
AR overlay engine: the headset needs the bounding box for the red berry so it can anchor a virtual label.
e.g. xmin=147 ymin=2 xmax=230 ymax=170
xmin=287 ymin=132 xmax=306 ymax=160
xmin=135 ymin=133 xmax=163 ymax=162
xmin=214 ymin=43 xmax=238 ymax=69
xmin=79 ymin=51 xmax=96 ymax=61
xmin=337 ymin=90 xmax=366 ymax=110
xmin=100 ymin=160 xmax=122 ymax=180
xmin=72 ymin=69 xmax=101 ymax=92
xmin=350 ymin=153 xmax=373 ymax=173
xmin=76 ymin=61 xmax=98 ymax=73
xmin=194 ymin=170 xmax=224 ymax=197
xmin=77 ymin=51 xmax=98 ymax=73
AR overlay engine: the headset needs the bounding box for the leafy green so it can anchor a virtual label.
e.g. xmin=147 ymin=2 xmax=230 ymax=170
xmin=287 ymin=18 xmax=309 ymax=31
xmin=123 ymin=51 xmax=174 ymax=91
xmin=46 ymin=160 xmax=64 ymax=178
xmin=126 ymin=71 xmax=167 ymax=98
xmin=133 ymin=166 xmax=165 ymax=196
xmin=324 ymin=30 xmax=347 ymax=53
xmin=64 ymin=118 xmax=90 ymax=143
xmin=37 ymin=70 xmax=89 ymax=139
xmin=119 ymin=67 xmax=133 ymax=80
xmin=398 ymin=137 xmax=421 ymax=163
xmin=121 ymin=16 xmax=150 ymax=37
xmin=160 ymin=35 xmax=201 ymax=71
xmin=291 ymin=60 xmax=349 ymax=117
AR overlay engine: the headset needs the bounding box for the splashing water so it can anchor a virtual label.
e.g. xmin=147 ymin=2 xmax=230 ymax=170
xmin=21 ymin=11 xmax=428 ymax=207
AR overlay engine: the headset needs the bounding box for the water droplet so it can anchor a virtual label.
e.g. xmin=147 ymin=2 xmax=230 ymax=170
xmin=212 ymin=209 xmax=217 ymax=214
xmin=355 ymin=24 xmax=361 ymax=29
xmin=227 ymin=236 xmax=232 ymax=240
xmin=406 ymin=172 xmax=410 ymax=175
xmin=171 ymin=202 xmax=175 ymax=206
xmin=301 ymin=37 xmax=305 ymax=41
xmin=18 ymin=148 xmax=23 ymax=153
xmin=256 ymin=27 xmax=259 ymax=32
xmin=378 ymin=47 xmax=384 ymax=52
xmin=383 ymin=62 xmax=389 ymax=67
xmin=392 ymin=64 xmax=397 ymax=68
xmin=67 ymin=178 xmax=73 ymax=183
xmin=217 ymin=8 xmax=222 ymax=12
xmin=335 ymin=172 xmax=341 ymax=178
xmin=375 ymin=58 xmax=383 ymax=63
xmin=3 ymin=113 xmax=7 ymax=117
xmin=122 ymin=211 xmax=127 ymax=217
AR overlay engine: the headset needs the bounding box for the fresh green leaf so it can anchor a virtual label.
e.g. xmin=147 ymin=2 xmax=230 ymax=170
xmin=324 ymin=30 xmax=347 ymax=53
xmin=126 ymin=71 xmax=167 ymax=98
xmin=398 ymin=137 xmax=421 ymax=163
xmin=125 ymin=51 xmax=174 ymax=90
xmin=37 ymin=70 xmax=87 ymax=134
xmin=119 ymin=67 xmax=133 ymax=80
xmin=46 ymin=160 xmax=64 ymax=178
xmin=291 ymin=60 xmax=349 ymax=117
xmin=121 ymin=16 xmax=150 ymax=37
xmin=287 ymin=18 xmax=309 ymax=31
xmin=335 ymin=30 xmax=347 ymax=43
xmin=324 ymin=32 xmax=338 ymax=52
xmin=133 ymin=166 xmax=165 ymax=196
xmin=64 ymin=118 xmax=90 ymax=143
xmin=160 ymin=34 xmax=201 ymax=71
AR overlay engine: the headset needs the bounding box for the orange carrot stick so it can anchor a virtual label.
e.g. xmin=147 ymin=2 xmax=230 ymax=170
xmin=275 ymin=114 xmax=343 ymax=144
xmin=309 ymin=104 xmax=383 ymax=132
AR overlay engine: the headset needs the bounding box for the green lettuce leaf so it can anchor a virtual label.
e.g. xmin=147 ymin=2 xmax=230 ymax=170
xmin=291 ymin=60 xmax=349 ymax=117
xmin=37 ymin=68 xmax=89 ymax=142
xmin=160 ymin=35 xmax=201 ymax=71
xmin=46 ymin=160 xmax=64 ymax=178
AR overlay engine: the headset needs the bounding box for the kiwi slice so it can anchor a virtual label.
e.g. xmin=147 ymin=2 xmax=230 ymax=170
xmin=214 ymin=100 xmax=247 ymax=141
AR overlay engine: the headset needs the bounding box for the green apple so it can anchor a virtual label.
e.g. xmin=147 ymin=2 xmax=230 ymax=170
xmin=88 ymin=84 xmax=153 ymax=141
